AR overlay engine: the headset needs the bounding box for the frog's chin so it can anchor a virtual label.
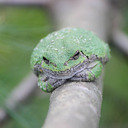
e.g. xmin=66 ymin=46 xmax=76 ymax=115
xmin=43 ymin=60 xmax=88 ymax=79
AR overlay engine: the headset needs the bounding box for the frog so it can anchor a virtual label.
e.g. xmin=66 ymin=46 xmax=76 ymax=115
xmin=30 ymin=27 xmax=110 ymax=93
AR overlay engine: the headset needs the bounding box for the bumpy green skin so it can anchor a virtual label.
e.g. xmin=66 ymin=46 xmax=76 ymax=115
xmin=30 ymin=27 xmax=110 ymax=92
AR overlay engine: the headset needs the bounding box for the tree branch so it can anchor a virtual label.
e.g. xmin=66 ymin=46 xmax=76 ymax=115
xmin=43 ymin=75 xmax=103 ymax=128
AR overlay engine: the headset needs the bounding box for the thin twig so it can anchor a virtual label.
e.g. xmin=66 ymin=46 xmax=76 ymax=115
xmin=112 ymin=29 xmax=128 ymax=56
xmin=0 ymin=73 xmax=37 ymax=123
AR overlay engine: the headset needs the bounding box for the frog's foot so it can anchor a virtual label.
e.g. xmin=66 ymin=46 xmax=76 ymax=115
xmin=38 ymin=76 xmax=66 ymax=92
xmin=70 ymin=61 xmax=103 ymax=81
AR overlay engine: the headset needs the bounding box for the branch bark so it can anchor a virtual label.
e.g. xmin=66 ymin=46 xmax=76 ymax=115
xmin=42 ymin=0 xmax=112 ymax=128
xmin=43 ymin=76 xmax=103 ymax=128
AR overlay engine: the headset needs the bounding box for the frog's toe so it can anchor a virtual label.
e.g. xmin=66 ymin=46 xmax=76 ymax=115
xmin=38 ymin=81 xmax=54 ymax=92
xmin=37 ymin=76 xmax=54 ymax=92
xmin=38 ymin=76 xmax=66 ymax=92
xmin=45 ymin=82 xmax=54 ymax=92
xmin=40 ymin=83 xmax=47 ymax=92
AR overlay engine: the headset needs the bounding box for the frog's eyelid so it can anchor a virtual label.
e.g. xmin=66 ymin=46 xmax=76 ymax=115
xmin=71 ymin=50 xmax=80 ymax=60
xmin=73 ymin=50 xmax=80 ymax=56
xmin=43 ymin=57 xmax=48 ymax=60
xmin=69 ymin=50 xmax=85 ymax=61
xmin=43 ymin=57 xmax=50 ymax=64
xmin=80 ymin=51 xmax=84 ymax=55
xmin=43 ymin=57 xmax=57 ymax=67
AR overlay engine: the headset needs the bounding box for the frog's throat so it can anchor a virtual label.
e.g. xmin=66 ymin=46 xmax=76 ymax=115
xmin=42 ymin=60 xmax=89 ymax=79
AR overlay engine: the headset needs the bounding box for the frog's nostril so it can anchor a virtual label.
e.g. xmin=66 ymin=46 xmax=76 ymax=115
xmin=64 ymin=62 xmax=68 ymax=66
xmin=53 ymin=63 xmax=57 ymax=67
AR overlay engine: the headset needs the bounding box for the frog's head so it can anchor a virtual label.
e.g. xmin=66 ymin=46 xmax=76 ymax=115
xmin=30 ymin=27 xmax=110 ymax=79
xmin=34 ymin=50 xmax=87 ymax=79
xmin=30 ymin=28 xmax=88 ymax=79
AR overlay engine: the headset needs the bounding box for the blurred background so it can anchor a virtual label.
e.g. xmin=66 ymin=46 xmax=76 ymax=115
xmin=0 ymin=0 xmax=128 ymax=128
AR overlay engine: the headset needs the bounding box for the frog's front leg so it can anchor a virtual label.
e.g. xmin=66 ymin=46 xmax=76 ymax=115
xmin=70 ymin=61 xmax=103 ymax=81
xmin=38 ymin=76 xmax=66 ymax=92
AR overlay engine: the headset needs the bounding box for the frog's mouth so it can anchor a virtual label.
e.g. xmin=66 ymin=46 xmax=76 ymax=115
xmin=34 ymin=53 xmax=104 ymax=80
xmin=42 ymin=60 xmax=89 ymax=79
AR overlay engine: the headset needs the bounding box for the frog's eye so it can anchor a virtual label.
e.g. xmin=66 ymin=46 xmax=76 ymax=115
xmin=43 ymin=57 xmax=50 ymax=65
xmin=72 ymin=50 xmax=80 ymax=60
